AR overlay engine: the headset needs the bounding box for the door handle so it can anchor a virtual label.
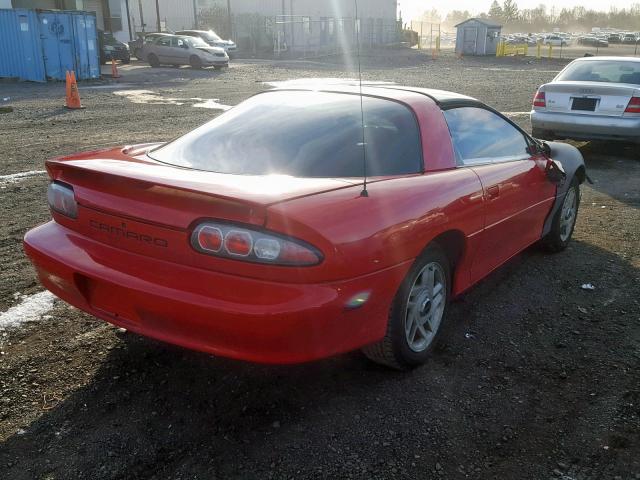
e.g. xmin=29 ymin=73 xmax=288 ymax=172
xmin=486 ymin=185 xmax=500 ymax=198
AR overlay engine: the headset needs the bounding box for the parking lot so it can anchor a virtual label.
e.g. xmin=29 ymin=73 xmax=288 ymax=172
xmin=0 ymin=50 xmax=639 ymax=479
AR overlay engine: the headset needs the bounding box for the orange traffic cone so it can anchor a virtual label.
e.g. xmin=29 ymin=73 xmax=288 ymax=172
xmin=111 ymin=58 xmax=120 ymax=78
xmin=65 ymin=70 xmax=71 ymax=101
xmin=65 ymin=70 xmax=84 ymax=109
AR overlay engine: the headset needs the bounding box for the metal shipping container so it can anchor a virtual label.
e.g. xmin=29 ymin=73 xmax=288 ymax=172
xmin=0 ymin=8 xmax=100 ymax=82
xmin=0 ymin=9 xmax=46 ymax=82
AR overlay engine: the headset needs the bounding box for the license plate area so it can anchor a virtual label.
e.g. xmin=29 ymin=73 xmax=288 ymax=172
xmin=74 ymin=273 xmax=139 ymax=325
xmin=571 ymin=97 xmax=598 ymax=111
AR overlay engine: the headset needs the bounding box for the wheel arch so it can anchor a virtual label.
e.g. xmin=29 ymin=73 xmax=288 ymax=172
xmin=421 ymin=229 xmax=467 ymax=294
xmin=542 ymin=141 xmax=586 ymax=237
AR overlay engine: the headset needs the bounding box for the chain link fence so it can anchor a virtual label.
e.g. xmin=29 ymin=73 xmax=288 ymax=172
xmin=198 ymin=8 xmax=401 ymax=58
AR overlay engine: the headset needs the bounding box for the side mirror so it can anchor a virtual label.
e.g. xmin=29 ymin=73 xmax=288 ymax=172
xmin=545 ymin=158 xmax=566 ymax=185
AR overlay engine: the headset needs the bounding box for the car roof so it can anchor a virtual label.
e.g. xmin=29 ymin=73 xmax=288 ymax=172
xmin=570 ymin=56 xmax=640 ymax=63
xmin=266 ymin=82 xmax=482 ymax=108
xmin=177 ymin=30 xmax=214 ymax=34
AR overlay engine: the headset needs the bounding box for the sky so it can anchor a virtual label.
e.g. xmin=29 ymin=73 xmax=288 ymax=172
xmin=398 ymin=0 xmax=635 ymax=22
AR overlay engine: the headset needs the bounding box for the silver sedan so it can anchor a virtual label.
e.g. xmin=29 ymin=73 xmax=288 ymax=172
xmin=140 ymin=35 xmax=229 ymax=69
xmin=531 ymin=56 xmax=640 ymax=143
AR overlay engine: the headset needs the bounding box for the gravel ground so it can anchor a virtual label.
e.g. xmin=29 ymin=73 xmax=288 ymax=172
xmin=0 ymin=50 xmax=638 ymax=480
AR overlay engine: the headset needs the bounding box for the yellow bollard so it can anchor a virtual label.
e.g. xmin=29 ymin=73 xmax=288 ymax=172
xmin=537 ymin=42 xmax=541 ymax=59
xmin=548 ymin=44 xmax=553 ymax=59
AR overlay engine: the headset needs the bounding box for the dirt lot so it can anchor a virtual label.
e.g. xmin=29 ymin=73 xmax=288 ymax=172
xmin=0 ymin=50 xmax=639 ymax=480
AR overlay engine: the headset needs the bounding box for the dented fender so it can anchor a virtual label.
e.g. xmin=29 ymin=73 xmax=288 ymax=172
xmin=541 ymin=141 xmax=587 ymax=237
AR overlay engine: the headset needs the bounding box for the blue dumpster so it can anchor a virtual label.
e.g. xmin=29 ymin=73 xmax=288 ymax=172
xmin=0 ymin=9 xmax=46 ymax=82
xmin=0 ymin=8 xmax=100 ymax=82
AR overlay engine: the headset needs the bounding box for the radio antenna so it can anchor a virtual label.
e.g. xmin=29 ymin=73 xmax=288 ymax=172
xmin=354 ymin=0 xmax=368 ymax=197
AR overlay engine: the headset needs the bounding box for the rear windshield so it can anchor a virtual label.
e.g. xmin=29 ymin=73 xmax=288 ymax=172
xmin=149 ymin=91 xmax=422 ymax=177
xmin=556 ymin=60 xmax=640 ymax=85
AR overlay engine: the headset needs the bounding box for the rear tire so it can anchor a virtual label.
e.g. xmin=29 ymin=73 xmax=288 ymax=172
xmin=189 ymin=55 xmax=202 ymax=69
xmin=541 ymin=177 xmax=580 ymax=252
xmin=148 ymin=54 xmax=160 ymax=68
xmin=362 ymin=244 xmax=451 ymax=370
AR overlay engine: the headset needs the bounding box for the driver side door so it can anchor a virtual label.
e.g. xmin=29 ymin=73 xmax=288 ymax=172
xmin=170 ymin=37 xmax=190 ymax=64
xmin=443 ymin=107 xmax=557 ymax=283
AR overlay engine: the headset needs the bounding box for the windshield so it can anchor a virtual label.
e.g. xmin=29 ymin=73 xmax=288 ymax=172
xmin=185 ymin=37 xmax=209 ymax=48
xmin=149 ymin=91 xmax=422 ymax=177
xmin=556 ymin=60 xmax=640 ymax=85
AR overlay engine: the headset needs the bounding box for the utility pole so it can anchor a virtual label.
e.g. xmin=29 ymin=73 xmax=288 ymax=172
xmin=125 ymin=0 xmax=133 ymax=40
xmin=155 ymin=0 xmax=161 ymax=32
xmin=192 ymin=0 xmax=198 ymax=29
xmin=138 ymin=0 xmax=145 ymax=33
xmin=227 ymin=0 xmax=232 ymax=38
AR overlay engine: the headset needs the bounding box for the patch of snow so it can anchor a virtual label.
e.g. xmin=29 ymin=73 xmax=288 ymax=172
xmin=502 ymin=112 xmax=530 ymax=117
xmin=0 ymin=170 xmax=46 ymax=187
xmin=0 ymin=291 xmax=56 ymax=331
xmin=114 ymin=89 xmax=185 ymax=105
xmin=115 ymin=90 xmax=232 ymax=110
xmin=192 ymin=99 xmax=232 ymax=110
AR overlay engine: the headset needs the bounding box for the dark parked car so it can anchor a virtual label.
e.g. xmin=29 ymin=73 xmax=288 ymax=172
xmin=622 ymin=34 xmax=638 ymax=45
xmin=607 ymin=33 xmax=622 ymax=44
xmin=98 ymin=30 xmax=130 ymax=64
xmin=577 ymin=36 xmax=609 ymax=48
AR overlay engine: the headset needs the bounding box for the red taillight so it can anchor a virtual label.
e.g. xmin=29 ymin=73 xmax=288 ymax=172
xmin=197 ymin=225 xmax=223 ymax=252
xmin=224 ymin=230 xmax=253 ymax=257
xmin=533 ymin=90 xmax=546 ymax=108
xmin=47 ymin=182 xmax=78 ymax=219
xmin=624 ymin=96 xmax=640 ymax=115
xmin=191 ymin=222 xmax=322 ymax=266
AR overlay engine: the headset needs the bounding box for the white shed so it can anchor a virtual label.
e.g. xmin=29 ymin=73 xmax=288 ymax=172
xmin=455 ymin=18 xmax=502 ymax=56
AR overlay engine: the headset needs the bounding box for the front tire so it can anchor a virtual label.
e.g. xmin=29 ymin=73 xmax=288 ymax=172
xmin=362 ymin=244 xmax=450 ymax=370
xmin=147 ymin=54 xmax=160 ymax=68
xmin=541 ymin=177 xmax=580 ymax=252
xmin=189 ymin=55 xmax=202 ymax=69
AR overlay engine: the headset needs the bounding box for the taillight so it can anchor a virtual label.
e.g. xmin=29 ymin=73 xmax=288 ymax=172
xmin=624 ymin=96 xmax=640 ymax=115
xmin=47 ymin=182 xmax=78 ymax=218
xmin=191 ymin=222 xmax=322 ymax=266
xmin=533 ymin=90 xmax=546 ymax=108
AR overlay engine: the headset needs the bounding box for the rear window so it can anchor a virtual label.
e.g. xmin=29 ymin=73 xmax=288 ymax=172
xmin=556 ymin=60 xmax=640 ymax=85
xmin=149 ymin=91 xmax=422 ymax=177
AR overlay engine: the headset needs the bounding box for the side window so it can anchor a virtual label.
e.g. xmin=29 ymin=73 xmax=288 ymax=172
xmin=443 ymin=107 xmax=529 ymax=165
xmin=157 ymin=37 xmax=171 ymax=47
xmin=171 ymin=38 xmax=184 ymax=48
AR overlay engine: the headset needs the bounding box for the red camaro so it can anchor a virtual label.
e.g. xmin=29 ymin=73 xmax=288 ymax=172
xmin=24 ymin=85 xmax=586 ymax=369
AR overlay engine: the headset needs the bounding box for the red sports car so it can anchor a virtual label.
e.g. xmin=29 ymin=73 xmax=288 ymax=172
xmin=24 ymin=85 xmax=586 ymax=369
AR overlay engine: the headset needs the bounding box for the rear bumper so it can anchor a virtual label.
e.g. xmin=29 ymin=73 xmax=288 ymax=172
xmin=531 ymin=110 xmax=640 ymax=142
xmin=24 ymin=222 xmax=409 ymax=364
